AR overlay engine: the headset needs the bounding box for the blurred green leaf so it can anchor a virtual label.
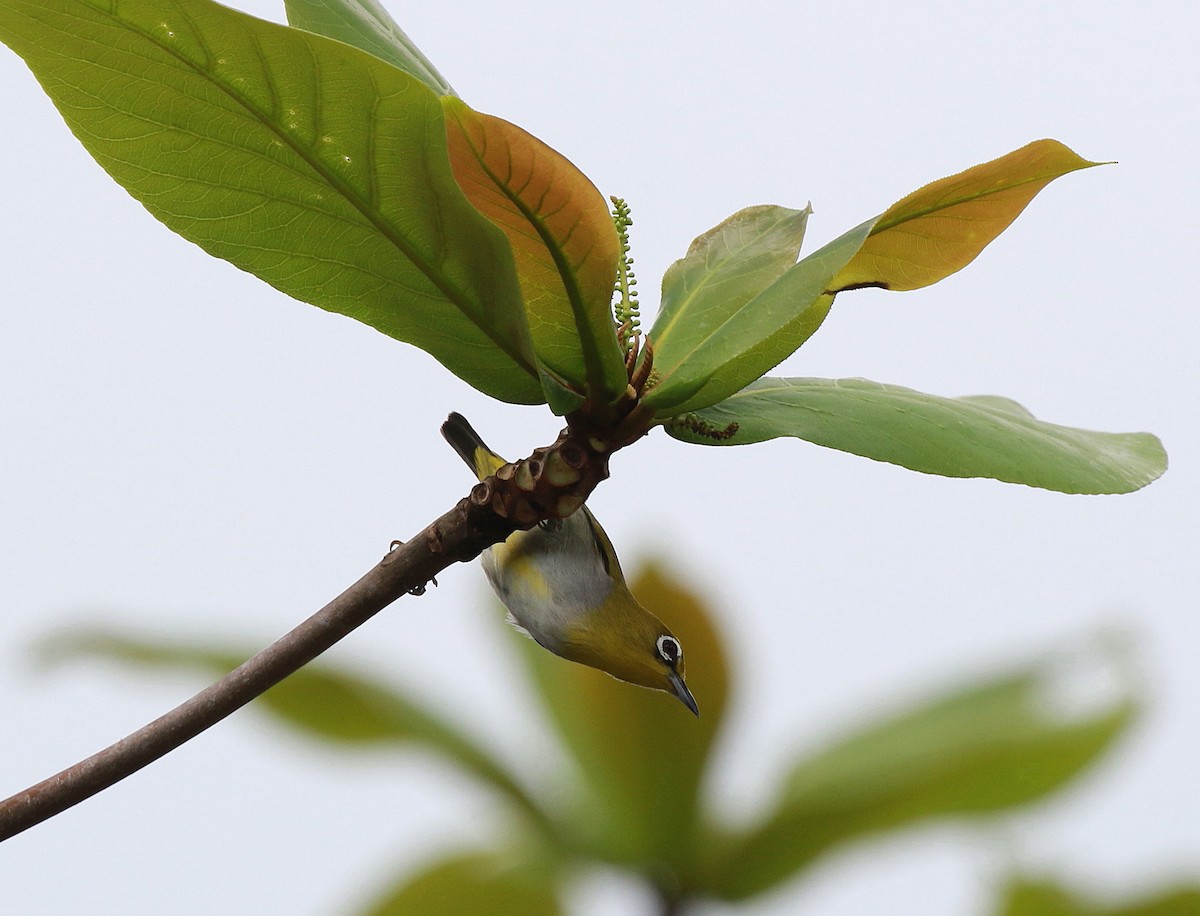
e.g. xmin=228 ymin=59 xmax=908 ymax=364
xmin=364 ymin=850 xmax=562 ymax=916
xmin=996 ymin=876 xmax=1200 ymax=916
xmin=643 ymin=219 xmax=872 ymax=415
xmin=0 ymin=0 xmax=542 ymax=404
xmin=517 ymin=564 xmax=730 ymax=872
xmin=702 ymin=647 xmax=1138 ymax=900
xmin=664 ymin=377 xmax=1168 ymax=494
xmin=39 ymin=630 xmax=552 ymax=830
xmin=1001 ymin=880 xmax=1091 ymax=916
xmin=284 ymin=0 xmax=455 ymax=95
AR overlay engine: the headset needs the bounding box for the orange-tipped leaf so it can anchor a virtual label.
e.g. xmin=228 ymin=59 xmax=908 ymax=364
xmin=830 ymin=139 xmax=1103 ymax=292
xmin=444 ymin=98 xmax=628 ymax=408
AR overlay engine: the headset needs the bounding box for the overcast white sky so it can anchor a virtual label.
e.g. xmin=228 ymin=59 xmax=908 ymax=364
xmin=2 ymin=1 xmax=1197 ymax=914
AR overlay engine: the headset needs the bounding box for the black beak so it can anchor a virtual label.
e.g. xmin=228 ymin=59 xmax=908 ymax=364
xmin=668 ymin=670 xmax=700 ymax=717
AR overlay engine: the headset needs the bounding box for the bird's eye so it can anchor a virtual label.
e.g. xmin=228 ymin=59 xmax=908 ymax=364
xmin=656 ymin=635 xmax=681 ymax=667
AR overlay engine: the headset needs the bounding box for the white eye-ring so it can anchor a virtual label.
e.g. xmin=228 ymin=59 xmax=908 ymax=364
xmin=656 ymin=635 xmax=681 ymax=666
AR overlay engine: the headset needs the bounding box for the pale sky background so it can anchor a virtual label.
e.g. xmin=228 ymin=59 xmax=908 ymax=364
xmin=1 ymin=1 xmax=1196 ymax=914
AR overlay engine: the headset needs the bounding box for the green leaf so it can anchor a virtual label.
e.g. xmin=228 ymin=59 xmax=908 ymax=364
xmin=665 ymin=377 xmax=1167 ymax=495
xmin=643 ymin=218 xmax=874 ymax=414
xmin=38 ymin=630 xmax=551 ymax=828
xmin=649 ymin=203 xmax=813 ymax=375
xmin=284 ymin=0 xmax=455 ymax=96
xmin=516 ymin=564 xmax=731 ymax=872
xmin=642 ymin=140 xmax=1102 ymax=417
xmin=830 ymin=139 xmax=1102 ymax=293
xmin=996 ymin=876 xmax=1200 ymax=916
xmin=700 ymin=643 xmax=1138 ymax=900
xmin=443 ymin=98 xmax=627 ymax=409
xmin=365 ymin=851 xmax=562 ymax=916
xmin=0 ymin=0 xmax=542 ymax=404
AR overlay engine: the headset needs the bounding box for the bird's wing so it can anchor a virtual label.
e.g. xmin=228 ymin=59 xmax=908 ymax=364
xmin=581 ymin=507 xmax=626 ymax=584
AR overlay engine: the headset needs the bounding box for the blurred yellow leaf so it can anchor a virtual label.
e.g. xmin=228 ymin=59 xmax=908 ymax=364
xmin=365 ymin=851 xmax=561 ymax=916
xmin=829 ymin=139 xmax=1102 ymax=292
xmin=996 ymin=876 xmax=1200 ymax=916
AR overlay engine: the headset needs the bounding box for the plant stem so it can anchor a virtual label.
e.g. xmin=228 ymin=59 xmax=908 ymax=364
xmin=0 ymin=403 xmax=645 ymax=841
xmin=0 ymin=498 xmax=487 ymax=841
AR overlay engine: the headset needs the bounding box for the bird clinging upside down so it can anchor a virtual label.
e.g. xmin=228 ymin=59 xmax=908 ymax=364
xmin=441 ymin=412 xmax=698 ymax=715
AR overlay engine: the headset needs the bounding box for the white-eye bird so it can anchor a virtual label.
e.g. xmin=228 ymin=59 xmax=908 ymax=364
xmin=441 ymin=413 xmax=698 ymax=715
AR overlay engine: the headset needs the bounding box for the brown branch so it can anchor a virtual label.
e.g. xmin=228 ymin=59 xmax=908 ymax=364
xmin=0 ymin=373 xmax=659 ymax=842
xmin=0 ymin=494 xmax=489 ymax=841
xmin=0 ymin=401 xmax=651 ymax=842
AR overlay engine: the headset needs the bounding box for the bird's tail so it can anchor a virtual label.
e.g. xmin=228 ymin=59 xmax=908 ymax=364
xmin=441 ymin=412 xmax=506 ymax=481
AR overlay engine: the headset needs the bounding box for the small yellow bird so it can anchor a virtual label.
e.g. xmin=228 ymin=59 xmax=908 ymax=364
xmin=442 ymin=413 xmax=698 ymax=715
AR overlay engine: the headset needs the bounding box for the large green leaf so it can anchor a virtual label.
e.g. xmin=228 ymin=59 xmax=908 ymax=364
xmin=0 ymin=0 xmax=543 ymax=404
xmin=443 ymin=98 xmax=627 ymax=409
xmin=830 ymin=140 xmax=1101 ymax=293
xmin=664 ymin=377 xmax=1167 ymax=494
xmin=284 ymin=0 xmax=454 ymax=96
xmin=700 ymin=646 xmax=1138 ymax=900
xmin=364 ymin=851 xmax=562 ymax=916
xmin=38 ymin=630 xmax=552 ymax=829
xmin=281 ymin=3 xmax=621 ymax=410
xmin=643 ymin=219 xmax=874 ymax=414
xmin=996 ymin=876 xmax=1200 ymax=916
xmin=517 ymin=564 xmax=731 ymax=873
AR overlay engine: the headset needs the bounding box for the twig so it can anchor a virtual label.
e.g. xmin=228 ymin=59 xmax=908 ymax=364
xmin=0 ymin=396 xmax=650 ymax=841
xmin=0 ymin=495 xmax=491 ymax=841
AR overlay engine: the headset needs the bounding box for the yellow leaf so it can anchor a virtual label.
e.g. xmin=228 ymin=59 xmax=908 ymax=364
xmin=443 ymin=98 xmax=627 ymax=402
xmin=830 ymin=139 xmax=1103 ymax=292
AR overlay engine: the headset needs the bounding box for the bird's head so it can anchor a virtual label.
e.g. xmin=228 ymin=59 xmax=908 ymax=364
xmin=556 ymin=595 xmax=699 ymax=716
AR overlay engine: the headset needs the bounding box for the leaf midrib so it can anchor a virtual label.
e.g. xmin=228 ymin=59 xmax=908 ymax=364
xmin=454 ymin=110 xmax=613 ymax=398
xmin=81 ymin=0 xmax=537 ymax=377
xmin=869 ymin=167 xmax=1082 ymax=236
